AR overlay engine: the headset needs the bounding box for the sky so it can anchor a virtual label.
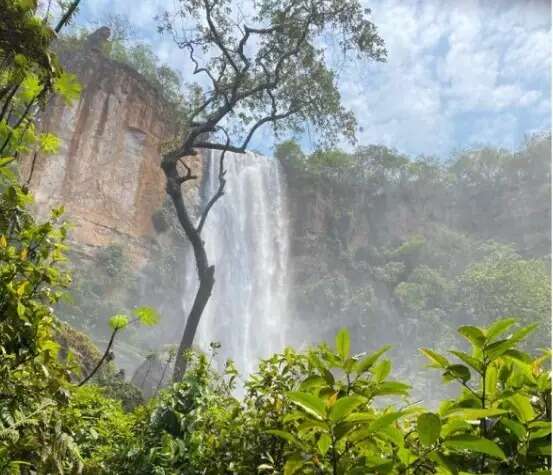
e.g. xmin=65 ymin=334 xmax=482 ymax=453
xmin=71 ymin=0 xmax=551 ymax=158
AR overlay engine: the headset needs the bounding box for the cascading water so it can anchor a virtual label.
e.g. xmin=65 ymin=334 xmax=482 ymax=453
xmin=182 ymin=150 xmax=290 ymax=377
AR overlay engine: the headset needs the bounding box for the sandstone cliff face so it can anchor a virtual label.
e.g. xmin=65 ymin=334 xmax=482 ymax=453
xmin=24 ymin=45 xmax=200 ymax=265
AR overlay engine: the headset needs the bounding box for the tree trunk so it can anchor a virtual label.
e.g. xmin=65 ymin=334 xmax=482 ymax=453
xmin=172 ymin=266 xmax=215 ymax=381
xmin=162 ymin=152 xmax=215 ymax=381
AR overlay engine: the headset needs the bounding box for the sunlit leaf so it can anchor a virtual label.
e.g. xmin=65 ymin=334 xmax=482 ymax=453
xmin=109 ymin=314 xmax=129 ymax=330
xmin=39 ymin=133 xmax=61 ymax=154
xmin=506 ymin=393 xmax=536 ymax=423
xmin=417 ymin=412 xmax=441 ymax=447
xmin=132 ymin=306 xmax=160 ymax=326
xmin=444 ymin=435 xmax=506 ymax=460
xmin=486 ymin=318 xmax=517 ymax=341
xmin=449 ymin=351 xmax=482 ymax=373
xmin=317 ymin=433 xmax=331 ymax=456
xmin=458 ymin=326 xmax=486 ymax=348
xmin=329 ymin=395 xmax=366 ymax=422
xmin=354 ymin=345 xmax=391 ymax=375
xmin=372 ymin=359 xmax=391 ymax=383
xmin=286 ymin=392 xmax=326 ymax=420
xmin=336 ymin=327 xmax=350 ymax=360
xmin=54 ymin=72 xmax=81 ymax=104
xmin=420 ymin=348 xmax=449 ymax=368
xmin=368 ymin=411 xmax=403 ymax=432
xmin=445 ymin=408 xmax=507 ymax=420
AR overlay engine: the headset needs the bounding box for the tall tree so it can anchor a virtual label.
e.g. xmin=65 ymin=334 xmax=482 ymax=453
xmin=159 ymin=0 xmax=386 ymax=380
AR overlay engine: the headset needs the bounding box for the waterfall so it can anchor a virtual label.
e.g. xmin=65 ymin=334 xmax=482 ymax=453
xmin=182 ymin=150 xmax=290 ymax=377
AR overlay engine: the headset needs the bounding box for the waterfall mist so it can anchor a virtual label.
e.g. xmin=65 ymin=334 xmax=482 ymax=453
xmin=182 ymin=150 xmax=290 ymax=376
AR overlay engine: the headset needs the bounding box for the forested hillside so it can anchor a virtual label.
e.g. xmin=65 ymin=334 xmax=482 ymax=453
xmin=279 ymin=137 xmax=551 ymax=391
xmin=0 ymin=1 xmax=550 ymax=474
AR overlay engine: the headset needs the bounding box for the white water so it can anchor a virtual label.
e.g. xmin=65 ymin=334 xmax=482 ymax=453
xmin=182 ymin=150 xmax=290 ymax=377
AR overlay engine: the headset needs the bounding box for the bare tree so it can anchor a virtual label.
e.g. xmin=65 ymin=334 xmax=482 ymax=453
xmin=159 ymin=0 xmax=386 ymax=380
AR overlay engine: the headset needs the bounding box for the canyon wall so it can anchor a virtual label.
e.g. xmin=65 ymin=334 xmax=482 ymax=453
xmin=24 ymin=37 xmax=201 ymax=266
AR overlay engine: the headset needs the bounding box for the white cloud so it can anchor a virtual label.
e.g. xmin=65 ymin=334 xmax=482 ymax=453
xmin=334 ymin=0 xmax=552 ymax=156
xmin=76 ymin=0 xmax=551 ymax=157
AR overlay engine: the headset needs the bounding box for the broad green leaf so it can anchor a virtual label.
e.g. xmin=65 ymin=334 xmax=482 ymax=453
xmin=16 ymin=301 xmax=26 ymax=318
xmin=485 ymin=364 xmax=498 ymax=399
xmin=336 ymin=327 xmax=350 ymax=360
xmin=500 ymin=418 xmax=526 ymax=440
xmin=0 ymin=156 xmax=16 ymax=167
xmin=507 ymin=357 xmax=534 ymax=382
xmin=344 ymin=412 xmax=373 ymax=423
xmin=283 ymin=453 xmax=306 ymax=475
xmin=372 ymin=359 xmax=391 ymax=383
xmin=484 ymin=324 xmax=538 ymax=361
xmin=445 ymin=408 xmax=507 ymax=420
xmin=369 ymin=411 xmax=403 ymax=432
xmin=109 ymin=314 xmax=129 ymax=330
xmin=299 ymin=375 xmax=327 ymax=392
xmin=484 ymin=339 xmax=518 ymax=361
xmin=529 ymin=426 xmax=552 ymax=440
xmin=317 ymin=433 xmax=331 ymax=456
xmin=321 ymin=367 xmax=335 ymax=386
xmin=429 ymin=452 xmax=459 ymax=475
xmin=379 ymin=425 xmax=405 ymax=447
xmin=417 ymin=412 xmax=441 ymax=447
xmin=420 ymin=348 xmax=449 ymax=368
xmin=266 ymin=430 xmax=302 ymax=448
xmin=353 ymin=345 xmax=391 ymax=375
xmin=334 ymin=421 xmax=355 ymax=441
xmin=449 ymin=351 xmax=482 ymax=373
xmin=329 ymin=395 xmax=366 ymax=422
xmin=443 ymin=364 xmax=471 ymax=383
xmin=282 ymin=411 xmax=304 ymax=424
xmin=444 ymin=435 xmax=506 ymax=460
xmin=503 ymin=349 xmax=532 ymax=363
xmin=506 ymin=393 xmax=535 ymax=423
xmin=440 ymin=418 xmax=472 ymax=438
xmin=486 ymin=318 xmax=517 ymax=341
xmin=287 ymin=392 xmax=326 ymax=420
xmin=297 ymin=419 xmax=326 ymax=434
xmin=458 ymin=326 xmax=486 ymax=348
xmin=133 ymin=306 xmax=160 ymax=326
xmin=372 ymin=381 xmax=411 ymax=396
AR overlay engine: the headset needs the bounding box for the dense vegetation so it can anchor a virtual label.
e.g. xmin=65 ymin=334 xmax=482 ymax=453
xmin=277 ymin=137 xmax=551 ymax=397
xmin=0 ymin=2 xmax=550 ymax=474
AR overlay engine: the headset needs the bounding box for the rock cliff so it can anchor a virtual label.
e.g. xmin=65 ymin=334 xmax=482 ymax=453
xmin=23 ymin=34 xmax=201 ymax=266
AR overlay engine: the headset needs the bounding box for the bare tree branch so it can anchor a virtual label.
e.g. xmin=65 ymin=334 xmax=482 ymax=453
xmin=196 ymin=128 xmax=230 ymax=234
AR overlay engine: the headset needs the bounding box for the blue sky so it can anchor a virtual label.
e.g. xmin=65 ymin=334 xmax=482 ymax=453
xmin=70 ymin=0 xmax=551 ymax=158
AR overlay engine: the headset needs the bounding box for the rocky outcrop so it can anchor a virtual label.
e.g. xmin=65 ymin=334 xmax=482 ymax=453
xmin=23 ymin=32 xmax=201 ymax=266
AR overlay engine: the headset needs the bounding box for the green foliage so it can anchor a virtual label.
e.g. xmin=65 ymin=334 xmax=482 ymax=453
xmin=266 ymin=328 xmax=411 ymax=474
xmin=0 ymin=188 xmax=80 ymax=472
xmin=411 ymin=319 xmax=551 ymax=473
xmin=309 ymin=149 xmax=356 ymax=169
xmin=133 ymin=306 xmax=161 ymax=326
xmin=101 ymin=319 xmax=550 ymax=474
xmin=109 ymin=314 xmax=129 ymax=330
xmin=61 ymin=385 xmax=136 ymax=473
xmin=459 ymin=246 xmax=550 ymax=327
